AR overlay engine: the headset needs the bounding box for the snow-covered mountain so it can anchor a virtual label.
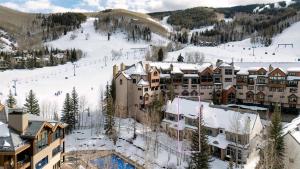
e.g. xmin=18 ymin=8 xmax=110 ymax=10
xmin=167 ymin=20 xmax=300 ymax=63
xmin=0 ymin=18 xmax=168 ymax=117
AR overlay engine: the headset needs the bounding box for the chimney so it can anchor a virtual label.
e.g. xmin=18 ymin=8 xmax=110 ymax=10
xmin=120 ymin=63 xmax=126 ymax=71
xmin=113 ymin=64 xmax=119 ymax=78
xmin=145 ymin=63 xmax=150 ymax=73
xmin=8 ymin=108 xmax=28 ymax=134
xmin=269 ymin=64 xmax=274 ymax=72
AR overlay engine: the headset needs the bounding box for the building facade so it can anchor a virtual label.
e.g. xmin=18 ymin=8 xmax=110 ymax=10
xmin=114 ymin=61 xmax=300 ymax=116
xmin=0 ymin=107 xmax=66 ymax=169
xmin=161 ymin=98 xmax=263 ymax=164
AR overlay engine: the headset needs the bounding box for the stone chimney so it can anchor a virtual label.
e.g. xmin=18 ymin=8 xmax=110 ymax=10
xmin=145 ymin=63 xmax=150 ymax=73
xmin=113 ymin=64 xmax=119 ymax=78
xmin=120 ymin=63 xmax=126 ymax=71
xmin=8 ymin=108 xmax=28 ymax=134
xmin=269 ymin=64 xmax=274 ymax=72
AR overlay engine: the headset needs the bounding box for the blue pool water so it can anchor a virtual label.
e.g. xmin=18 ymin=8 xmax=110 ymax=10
xmin=91 ymin=154 xmax=135 ymax=169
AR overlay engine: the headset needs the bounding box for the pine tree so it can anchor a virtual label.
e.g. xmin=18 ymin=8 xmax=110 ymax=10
xmin=24 ymin=90 xmax=40 ymax=115
xmin=177 ymin=53 xmax=184 ymax=62
xmin=269 ymin=103 xmax=285 ymax=169
xmin=188 ymin=106 xmax=211 ymax=169
xmin=71 ymin=87 xmax=79 ymax=129
xmin=158 ymin=48 xmax=164 ymax=61
xmin=104 ymin=83 xmax=116 ymax=144
xmin=110 ymin=79 xmax=116 ymax=103
xmin=6 ymin=90 xmax=16 ymax=108
xmin=61 ymin=93 xmax=75 ymax=131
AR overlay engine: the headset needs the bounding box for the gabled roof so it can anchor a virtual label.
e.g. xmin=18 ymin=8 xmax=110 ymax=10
xmin=166 ymin=98 xmax=259 ymax=134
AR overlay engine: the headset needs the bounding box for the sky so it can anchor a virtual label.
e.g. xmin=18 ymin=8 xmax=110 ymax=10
xmin=0 ymin=0 xmax=295 ymax=13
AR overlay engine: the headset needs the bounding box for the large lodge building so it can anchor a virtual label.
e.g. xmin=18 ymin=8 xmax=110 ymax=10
xmin=114 ymin=61 xmax=300 ymax=118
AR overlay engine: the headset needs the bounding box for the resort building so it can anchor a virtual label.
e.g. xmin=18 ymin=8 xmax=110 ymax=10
xmin=0 ymin=106 xmax=66 ymax=169
xmin=114 ymin=61 xmax=300 ymax=116
xmin=161 ymin=98 xmax=263 ymax=163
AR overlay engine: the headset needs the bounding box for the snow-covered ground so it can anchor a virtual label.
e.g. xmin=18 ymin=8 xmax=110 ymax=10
xmin=167 ymin=21 xmax=300 ymax=63
xmin=0 ymin=18 xmax=168 ymax=116
xmin=66 ymin=117 xmax=259 ymax=169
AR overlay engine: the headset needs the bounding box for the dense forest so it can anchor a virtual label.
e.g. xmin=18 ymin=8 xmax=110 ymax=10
xmin=93 ymin=15 xmax=152 ymax=42
xmin=39 ymin=13 xmax=87 ymax=41
xmin=150 ymin=1 xmax=300 ymax=46
xmin=191 ymin=8 xmax=300 ymax=46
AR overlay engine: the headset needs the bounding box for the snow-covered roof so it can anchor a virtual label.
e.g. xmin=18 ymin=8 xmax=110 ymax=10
xmin=124 ymin=62 xmax=147 ymax=76
xmin=148 ymin=62 xmax=212 ymax=72
xmin=208 ymin=134 xmax=229 ymax=149
xmin=236 ymin=69 xmax=249 ymax=75
xmin=287 ymin=67 xmax=300 ymax=72
xmin=219 ymin=63 xmax=231 ymax=67
xmin=0 ymin=121 xmax=10 ymax=137
xmin=171 ymin=66 xmax=183 ymax=74
xmin=137 ymin=79 xmax=149 ymax=86
xmin=166 ymin=98 xmax=259 ymax=134
xmin=183 ymin=74 xmax=199 ymax=78
xmin=283 ymin=116 xmax=300 ymax=143
xmin=160 ymin=74 xmax=170 ymax=78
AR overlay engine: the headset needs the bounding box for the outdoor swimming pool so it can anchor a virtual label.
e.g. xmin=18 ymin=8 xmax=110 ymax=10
xmin=91 ymin=154 xmax=135 ymax=169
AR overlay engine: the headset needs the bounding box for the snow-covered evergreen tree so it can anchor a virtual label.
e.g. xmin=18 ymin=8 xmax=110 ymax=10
xmin=61 ymin=93 xmax=75 ymax=131
xmin=188 ymin=106 xmax=211 ymax=169
xmin=104 ymin=83 xmax=116 ymax=144
xmin=71 ymin=87 xmax=79 ymax=129
xmin=270 ymin=103 xmax=285 ymax=169
xmin=6 ymin=90 xmax=16 ymax=108
xmin=24 ymin=90 xmax=40 ymax=115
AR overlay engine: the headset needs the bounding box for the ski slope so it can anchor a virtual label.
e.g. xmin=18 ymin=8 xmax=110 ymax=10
xmin=166 ymin=21 xmax=300 ymax=63
xmin=0 ymin=18 xmax=168 ymax=116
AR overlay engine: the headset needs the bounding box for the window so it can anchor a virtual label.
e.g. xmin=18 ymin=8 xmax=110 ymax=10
xmin=248 ymin=86 xmax=254 ymax=90
xmin=138 ymin=88 xmax=142 ymax=91
xmin=183 ymin=78 xmax=189 ymax=84
xmin=225 ymin=69 xmax=233 ymax=75
xmin=225 ymin=78 xmax=232 ymax=82
xmin=52 ymin=145 xmax=62 ymax=157
xmin=133 ymin=79 xmax=136 ymax=84
xmin=52 ymin=128 xmax=62 ymax=141
xmin=278 ymin=88 xmax=284 ymax=92
xmin=36 ymin=156 xmax=48 ymax=169
xmin=236 ymin=85 xmax=242 ymax=89
xmin=37 ymin=130 xmax=48 ymax=152
xmin=119 ymin=79 xmax=123 ymax=85
xmin=154 ymin=71 xmax=158 ymax=76
xmin=140 ymin=96 xmax=143 ymax=100
xmin=144 ymin=88 xmax=148 ymax=92
xmin=219 ymin=129 xmax=224 ymax=134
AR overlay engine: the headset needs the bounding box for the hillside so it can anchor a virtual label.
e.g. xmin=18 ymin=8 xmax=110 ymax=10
xmin=95 ymin=9 xmax=169 ymax=36
xmin=0 ymin=6 xmax=39 ymax=49
xmin=166 ymin=20 xmax=300 ymax=63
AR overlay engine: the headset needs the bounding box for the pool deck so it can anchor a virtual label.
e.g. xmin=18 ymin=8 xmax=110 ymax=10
xmin=64 ymin=150 xmax=145 ymax=169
